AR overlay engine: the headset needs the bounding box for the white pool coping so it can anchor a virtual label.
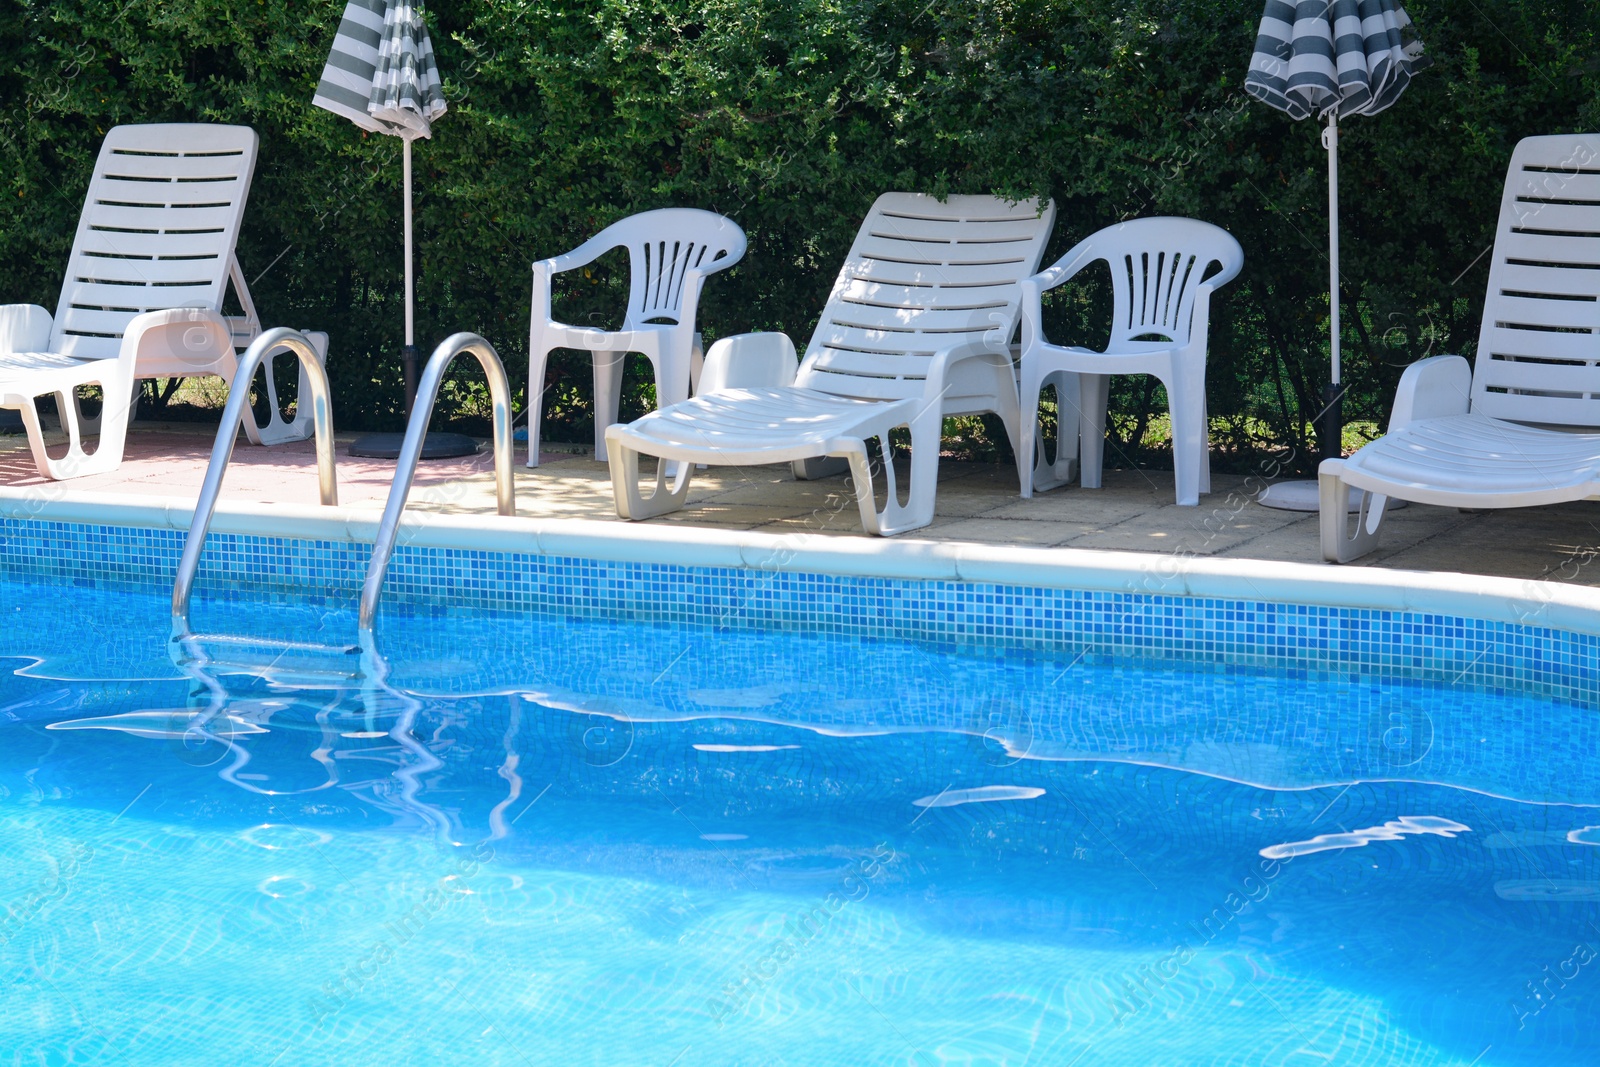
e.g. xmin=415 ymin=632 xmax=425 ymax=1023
xmin=3 ymin=486 xmax=1598 ymax=637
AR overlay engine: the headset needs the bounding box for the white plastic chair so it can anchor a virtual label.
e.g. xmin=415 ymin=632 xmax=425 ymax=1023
xmin=604 ymin=193 xmax=1056 ymax=535
xmin=0 ymin=123 xmax=324 ymax=479
xmin=1019 ymin=217 xmax=1244 ymax=506
xmin=525 ymin=208 xmax=747 ymax=466
xmin=1321 ymin=132 xmax=1600 ymax=562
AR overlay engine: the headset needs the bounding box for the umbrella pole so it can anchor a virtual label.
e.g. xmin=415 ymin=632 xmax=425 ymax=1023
xmin=402 ymin=134 xmax=418 ymax=415
xmin=1319 ymin=111 xmax=1345 ymax=462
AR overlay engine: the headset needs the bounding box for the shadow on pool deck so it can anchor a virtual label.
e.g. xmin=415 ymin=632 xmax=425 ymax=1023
xmin=2 ymin=421 xmax=1598 ymax=588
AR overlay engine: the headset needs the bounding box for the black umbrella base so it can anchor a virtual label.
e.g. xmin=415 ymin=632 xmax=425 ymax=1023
xmin=346 ymin=431 xmax=480 ymax=460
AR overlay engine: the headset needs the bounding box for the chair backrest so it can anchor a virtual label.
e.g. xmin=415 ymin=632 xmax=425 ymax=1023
xmin=798 ymin=193 xmax=1056 ymax=401
xmin=1074 ymin=216 xmax=1243 ymax=351
xmin=1470 ymin=133 xmax=1600 ymax=427
xmin=595 ymin=208 xmax=745 ymax=329
xmin=51 ymin=123 xmax=258 ymax=361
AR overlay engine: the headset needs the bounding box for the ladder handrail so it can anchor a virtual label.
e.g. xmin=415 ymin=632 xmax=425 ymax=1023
xmin=359 ymin=332 xmax=515 ymax=632
xmin=173 ymin=328 xmax=338 ymax=635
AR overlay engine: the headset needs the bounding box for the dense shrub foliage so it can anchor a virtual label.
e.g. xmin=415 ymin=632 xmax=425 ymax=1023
xmin=3 ymin=1 xmax=1597 ymax=469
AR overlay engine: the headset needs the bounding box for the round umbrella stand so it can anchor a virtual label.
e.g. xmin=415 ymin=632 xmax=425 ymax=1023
xmin=348 ymin=432 xmax=478 ymax=460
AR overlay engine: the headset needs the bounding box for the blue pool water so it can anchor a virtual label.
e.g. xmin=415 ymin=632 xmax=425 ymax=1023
xmin=2 ymin=577 xmax=1598 ymax=1066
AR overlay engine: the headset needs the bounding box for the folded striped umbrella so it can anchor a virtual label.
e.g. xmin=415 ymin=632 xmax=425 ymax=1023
xmin=312 ymin=1 xmax=454 ymax=439
xmin=314 ymin=0 xmax=446 ymax=139
xmin=1245 ymin=1 xmax=1427 ymax=508
xmin=1246 ymin=0 xmax=1425 ymax=120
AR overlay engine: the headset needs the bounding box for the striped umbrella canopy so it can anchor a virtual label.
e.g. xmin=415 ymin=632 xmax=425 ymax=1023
xmin=313 ymin=0 xmax=447 ymax=140
xmin=312 ymin=0 xmax=448 ymax=419
xmin=1245 ymin=0 xmax=1424 ymax=121
xmin=1243 ymin=1 xmax=1426 ymax=499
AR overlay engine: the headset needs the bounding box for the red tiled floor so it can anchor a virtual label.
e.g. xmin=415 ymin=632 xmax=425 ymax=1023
xmin=0 ymin=424 xmax=558 ymax=508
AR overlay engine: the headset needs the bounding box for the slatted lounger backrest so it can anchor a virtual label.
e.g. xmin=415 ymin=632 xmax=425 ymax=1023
xmin=51 ymin=124 xmax=259 ymax=362
xmin=1471 ymin=132 xmax=1600 ymax=427
xmin=799 ymin=193 xmax=1056 ymax=402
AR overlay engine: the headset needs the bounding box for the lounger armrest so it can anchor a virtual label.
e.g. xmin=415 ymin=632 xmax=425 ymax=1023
xmin=924 ymin=337 xmax=1017 ymax=399
xmin=0 ymin=304 xmax=53 ymax=356
xmin=699 ymin=333 xmax=798 ymax=394
xmin=119 ymin=308 xmax=235 ymax=375
xmin=1389 ymin=354 xmax=1472 ymax=432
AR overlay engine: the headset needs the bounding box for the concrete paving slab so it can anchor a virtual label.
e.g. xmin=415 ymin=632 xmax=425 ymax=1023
xmin=3 ymin=422 xmax=1598 ymax=588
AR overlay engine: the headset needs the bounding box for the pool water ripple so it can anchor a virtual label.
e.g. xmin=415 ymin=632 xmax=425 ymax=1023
xmin=0 ymin=577 xmax=1596 ymax=1065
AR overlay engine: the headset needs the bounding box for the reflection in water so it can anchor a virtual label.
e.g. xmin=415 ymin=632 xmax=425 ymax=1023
xmin=912 ymin=785 xmax=1047 ymax=808
xmin=47 ymin=629 xmax=524 ymax=846
xmin=1260 ymin=815 xmax=1472 ymax=860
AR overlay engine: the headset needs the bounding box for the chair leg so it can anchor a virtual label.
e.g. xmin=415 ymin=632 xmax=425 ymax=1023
xmin=1018 ymin=361 xmax=1043 ymax=500
xmin=1166 ymin=363 xmax=1207 ymax=507
xmin=212 ymin=359 xmax=265 ymax=448
xmin=525 ymin=344 xmax=553 ymax=468
xmin=608 ymin=440 xmax=693 ymax=520
xmin=1078 ymin=373 xmax=1109 ymax=490
xmin=1319 ymin=462 xmax=1387 ymax=563
xmin=592 ymin=350 xmax=627 ymax=463
xmin=650 ymin=338 xmax=697 ymax=477
xmin=25 ymin=366 xmax=134 ymax=480
xmin=688 ymin=332 xmax=705 ymax=396
xmin=688 ymin=334 xmax=708 ymax=471
xmin=250 ymin=334 xmax=327 ymax=446
xmin=1030 ymin=370 xmax=1080 ymax=495
xmin=12 ymin=398 xmax=57 ymax=480
xmin=72 ymin=389 xmax=102 ymax=437
xmin=836 ymin=440 xmax=883 ymax=534
xmin=870 ymin=405 xmax=942 ymax=536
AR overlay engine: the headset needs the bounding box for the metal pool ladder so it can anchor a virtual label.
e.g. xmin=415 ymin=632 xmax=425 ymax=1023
xmin=172 ymin=328 xmax=337 ymax=634
xmin=357 ymin=332 xmax=516 ymax=630
xmin=172 ymin=330 xmax=515 ymax=637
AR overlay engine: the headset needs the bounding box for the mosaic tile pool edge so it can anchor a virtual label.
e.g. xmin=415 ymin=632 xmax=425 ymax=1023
xmin=2 ymin=516 xmax=1597 ymax=707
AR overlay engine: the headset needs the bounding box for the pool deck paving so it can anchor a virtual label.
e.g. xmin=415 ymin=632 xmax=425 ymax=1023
xmin=2 ymin=421 xmax=1597 ymax=592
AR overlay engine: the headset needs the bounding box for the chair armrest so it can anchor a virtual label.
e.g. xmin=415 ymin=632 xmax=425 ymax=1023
xmin=531 ymin=234 xmax=624 ymax=322
xmin=120 ymin=308 xmax=234 ymax=374
xmin=538 ymin=231 xmax=620 ymax=276
xmin=699 ymin=333 xmax=798 ymax=394
xmin=1030 ymin=238 xmax=1102 ymax=293
xmin=1020 ymin=277 xmax=1048 ymax=352
xmin=1188 ymin=281 xmax=1219 ymax=351
xmin=695 ymin=250 xmax=744 ymax=277
xmin=676 ymin=266 xmax=709 ymax=333
xmin=0 ymin=304 xmax=53 ymax=356
xmin=1389 ymin=354 xmax=1472 ymax=432
xmin=1021 ymin=239 xmax=1103 ymax=351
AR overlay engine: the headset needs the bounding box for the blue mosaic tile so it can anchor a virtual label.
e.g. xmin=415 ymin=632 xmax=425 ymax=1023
xmin=0 ymin=516 xmax=1596 ymax=707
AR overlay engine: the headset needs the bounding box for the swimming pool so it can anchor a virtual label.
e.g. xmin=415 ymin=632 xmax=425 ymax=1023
xmin=2 ymin=518 xmax=1598 ymax=1065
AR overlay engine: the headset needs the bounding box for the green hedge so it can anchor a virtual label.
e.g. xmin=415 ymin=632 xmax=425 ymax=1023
xmin=4 ymin=1 xmax=1597 ymax=470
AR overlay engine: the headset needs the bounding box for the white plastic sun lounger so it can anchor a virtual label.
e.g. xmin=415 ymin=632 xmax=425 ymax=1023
xmin=603 ymin=192 xmax=1056 ymax=535
xmin=0 ymin=123 xmax=322 ymax=480
xmin=1320 ymin=133 xmax=1600 ymax=562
